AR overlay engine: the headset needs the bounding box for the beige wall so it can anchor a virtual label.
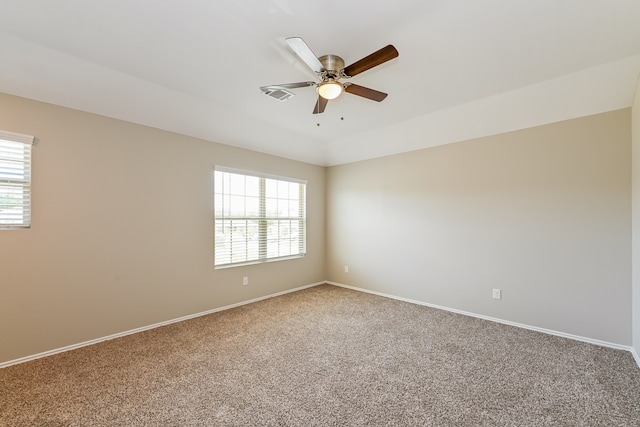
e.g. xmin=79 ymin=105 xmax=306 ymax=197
xmin=633 ymin=78 xmax=640 ymax=358
xmin=1 ymin=91 xmax=635 ymax=365
xmin=0 ymin=93 xmax=326 ymax=364
xmin=327 ymin=109 xmax=632 ymax=345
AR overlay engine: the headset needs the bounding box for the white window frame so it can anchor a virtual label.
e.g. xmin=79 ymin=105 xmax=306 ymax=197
xmin=214 ymin=166 xmax=307 ymax=268
xmin=0 ymin=130 xmax=34 ymax=229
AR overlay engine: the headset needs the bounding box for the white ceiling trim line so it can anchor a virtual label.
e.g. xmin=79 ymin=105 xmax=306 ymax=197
xmin=0 ymin=31 xmax=328 ymax=165
xmin=326 ymin=54 xmax=640 ymax=166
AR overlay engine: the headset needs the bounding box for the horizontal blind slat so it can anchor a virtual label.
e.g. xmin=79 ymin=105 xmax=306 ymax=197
xmin=214 ymin=170 xmax=305 ymax=267
xmin=0 ymin=135 xmax=32 ymax=228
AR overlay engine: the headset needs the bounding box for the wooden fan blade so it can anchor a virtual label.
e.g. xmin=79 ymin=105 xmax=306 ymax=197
xmin=343 ymin=45 xmax=399 ymax=77
xmin=285 ymin=37 xmax=324 ymax=74
xmin=344 ymin=84 xmax=388 ymax=102
xmin=313 ymin=95 xmax=328 ymax=114
xmin=260 ymin=82 xmax=315 ymax=91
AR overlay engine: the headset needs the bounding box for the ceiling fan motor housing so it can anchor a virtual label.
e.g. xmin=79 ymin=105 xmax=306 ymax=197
xmin=318 ymin=54 xmax=345 ymax=77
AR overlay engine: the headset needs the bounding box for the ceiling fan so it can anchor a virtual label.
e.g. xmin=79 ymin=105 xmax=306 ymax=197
xmin=260 ymin=37 xmax=399 ymax=114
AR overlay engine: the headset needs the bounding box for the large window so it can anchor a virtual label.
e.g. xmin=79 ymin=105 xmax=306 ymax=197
xmin=214 ymin=167 xmax=306 ymax=268
xmin=0 ymin=131 xmax=34 ymax=229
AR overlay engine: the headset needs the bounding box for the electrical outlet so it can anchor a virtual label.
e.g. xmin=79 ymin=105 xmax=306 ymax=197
xmin=242 ymin=276 xmax=249 ymax=286
xmin=492 ymin=288 xmax=501 ymax=300
xmin=344 ymin=265 xmax=349 ymax=273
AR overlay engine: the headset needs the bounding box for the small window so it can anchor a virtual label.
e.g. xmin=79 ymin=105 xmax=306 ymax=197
xmin=214 ymin=167 xmax=306 ymax=268
xmin=0 ymin=131 xmax=34 ymax=229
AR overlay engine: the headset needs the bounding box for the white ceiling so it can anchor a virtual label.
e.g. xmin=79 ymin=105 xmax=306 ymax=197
xmin=1 ymin=0 xmax=640 ymax=166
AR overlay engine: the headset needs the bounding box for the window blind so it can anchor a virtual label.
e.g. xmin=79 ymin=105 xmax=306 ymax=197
xmin=214 ymin=167 xmax=306 ymax=268
xmin=0 ymin=131 xmax=34 ymax=228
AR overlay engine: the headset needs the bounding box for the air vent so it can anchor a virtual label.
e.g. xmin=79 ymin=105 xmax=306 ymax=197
xmin=262 ymin=88 xmax=295 ymax=102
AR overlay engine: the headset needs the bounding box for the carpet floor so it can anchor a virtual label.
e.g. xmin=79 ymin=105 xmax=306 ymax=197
xmin=1 ymin=284 xmax=639 ymax=426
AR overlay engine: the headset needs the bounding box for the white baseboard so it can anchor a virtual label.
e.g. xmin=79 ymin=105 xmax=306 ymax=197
xmin=0 ymin=281 xmax=325 ymax=369
xmin=327 ymin=281 xmax=637 ymax=358
xmin=5 ymin=280 xmax=639 ymax=371
xmin=632 ymin=347 xmax=640 ymax=369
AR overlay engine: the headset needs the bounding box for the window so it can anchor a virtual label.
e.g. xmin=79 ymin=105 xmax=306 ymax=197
xmin=214 ymin=167 xmax=306 ymax=268
xmin=0 ymin=131 xmax=34 ymax=229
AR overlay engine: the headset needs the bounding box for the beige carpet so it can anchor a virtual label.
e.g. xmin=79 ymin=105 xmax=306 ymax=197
xmin=1 ymin=284 xmax=639 ymax=426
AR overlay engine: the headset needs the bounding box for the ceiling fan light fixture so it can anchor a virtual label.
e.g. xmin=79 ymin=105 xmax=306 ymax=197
xmin=317 ymin=81 xmax=343 ymax=100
